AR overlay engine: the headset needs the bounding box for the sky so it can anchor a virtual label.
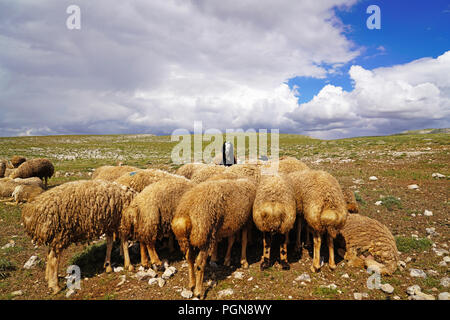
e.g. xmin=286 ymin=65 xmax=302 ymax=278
xmin=0 ymin=0 xmax=449 ymax=139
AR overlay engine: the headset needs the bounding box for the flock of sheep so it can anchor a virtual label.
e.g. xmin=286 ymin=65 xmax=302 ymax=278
xmin=0 ymin=154 xmax=399 ymax=299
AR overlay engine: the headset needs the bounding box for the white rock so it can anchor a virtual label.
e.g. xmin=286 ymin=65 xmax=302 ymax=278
xmin=427 ymin=270 xmax=438 ymax=277
xmin=328 ymin=283 xmax=337 ymax=290
xmin=440 ymin=277 xmax=450 ymax=288
xmin=423 ymin=210 xmax=433 ymax=217
xmin=425 ymin=227 xmax=437 ymax=236
xmin=23 ymin=255 xmax=40 ymax=269
xmin=444 ymin=256 xmax=450 ymax=263
xmin=438 ymin=292 xmax=449 ymax=300
xmin=393 ymin=295 xmax=401 ymax=300
xmin=433 ymin=248 xmax=449 ymax=256
xmin=148 ymin=278 xmax=158 ymax=286
xmin=65 ymin=289 xmax=75 ymax=298
xmin=1 ymin=240 xmax=15 ymax=250
xmin=353 ymin=293 xmax=363 ymax=300
xmin=295 ymin=273 xmax=311 ymax=282
xmin=218 ymin=288 xmax=234 ymax=297
xmin=369 ymin=176 xmax=378 ymax=181
xmin=374 ymin=201 xmax=383 ymax=206
xmin=409 ymin=292 xmax=435 ymax=300
xmin=438 ymin=261 xmax=447 ymax=267
xmin=113 ymin=267 xmax=124 ymax=273
xmin=247 ymin=277 xmax=253 ymax=281
xmin=341 ymin=273 xmax=350 ymax=279
xmin=11 ymin=290 xmax=23 ymax=297
xmin=181 ymin=288 xmax=193 ymax=299
xmin=409 ymin=268 xmax=427 ymax=278
xmin=157 ymin=278 xmax=166 ymax=287
xmin=432 ymin=173 xmax=445 ymax=178
xmin=138 ymin=266 xmax=145 ymax=272
xmin=117 ymin=275 xmax=126 ymax=287
xmin=406 ymin=285 xmax=422 ymax=296
xmin=134 ymin=269 xmax=157 ymax=281
xmin=162 ymin=267 xmax=176 ymax=279
xmin=233 ymin=271 xmax=244 ymax=280
xmin=380 ymin=283 xmax=394 ymax=294
xmin=407 ymin=184 xmax=419 ymax=190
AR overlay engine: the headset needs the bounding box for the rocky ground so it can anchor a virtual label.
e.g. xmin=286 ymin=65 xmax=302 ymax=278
xmin=0 ymin=132 xmax=448 ymax=300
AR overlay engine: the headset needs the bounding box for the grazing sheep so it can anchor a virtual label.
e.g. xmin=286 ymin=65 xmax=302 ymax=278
xmin=92 ymin=165 xmax=140 ymax=182
xmin=0 ymin=161 xmax=5 ymax=178
xmin=336 ymin=214 xmax=399 ymax=275
xmin=21 ymin=180 xmax=136 ymax=294
xmin=172 ymin=178 xmax=257 ymax=299
xmin=288 ymin=169 xmax=348 ymax=272
xmin=115 ymin=168 xmax=181 ymax=192
xmin=12 ymin=184 xmax=45 ymax=203
xmin=343 ymin=189 xmax=359 ymax=213
xmin=175 ymin=163 xmax=207 ymax=179
xmin=0 ymin=177 xmax=44 ymax=198
xmin=11 ymin=156 xmax=27 ymax=168
xmin=190 ymin=165 xmax=226 ymax=183
xmin=253 ymin=174 xmax=297 ymax=270
xmin=11 ymin=158 xmax=54 ymax=188
xmin=120 ymin=176 xmax=194 ymax=271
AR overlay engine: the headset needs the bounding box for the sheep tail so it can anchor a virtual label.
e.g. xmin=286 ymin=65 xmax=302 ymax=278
xmin=171 ymin=215 xmax=192 ymax=253
xmin=321 ymin=209 xmax=339 ymax=238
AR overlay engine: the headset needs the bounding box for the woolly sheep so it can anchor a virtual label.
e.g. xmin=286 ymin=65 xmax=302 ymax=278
xmin=260 ymin=156 xmax=309 ymax=175
xmin=0 ymin=177 xmax=44 ymax=198
xmin=11 ymin=158 xmax=54 ymax=188
xmin=115 ymin=168 xmax=182 ymax=192
xmin=10 ymin=156 xmax=27 ymax=168
xmin=253 ymin=174 xmax=297 ymax=270
xmin=336 ymin=214 xmax=399 ymax=275
xmin=120 ymin=176 xmax=194 ymax=271
xmin=12 ymin=184 xmax=45 ymax=203
xmin=343 ymin=189 xmax=359 ymax=213
xmin=175 ymin=163 xmax=207 ymax=179
xmin=172 ymin=178 xmax=257 ymax=299
xmin=21 ymin=180 xmax=136 ymax=294
xmin=190 ymin=165 xmax=226 ymax=183
xmin=0 ymin=161 xmax=5 ymax=178
xmin=288 ymin=169 xmax=348 ymax=272
xmin=92 ymin=165 xmax=140 ymax=182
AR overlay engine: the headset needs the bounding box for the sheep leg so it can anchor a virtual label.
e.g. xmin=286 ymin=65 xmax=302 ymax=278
xmin=47 ymin=248 xmax=61 ymax=294
xmin=210 ymin=242 xmax=219 ymax=268
xmin=186 ymin=246 xmax=196 ymax=291
xmin=168 ymin=233 xmax=175 ymax=253
xmin=104 ymin=234 xmax=113 ymax=273
xmin=240 ymin=226 xmax=249 ymax=269
xmin=140 ymin=242 xmax=149 ymax=268
xmin=311 ymin=231 xmax=322 ymax=273
xmin=122 ymin=239 xmax=133 ymax=271
xmin=193 ymin=249 xmax=208 ymax=299
xmin=305 ymin=225 xmax=312 ymax=248
xmin=260 ymin=232 xmax=272 ymax=270
xmin=294 ymin=216 xmax=302 ymax=253
xmin=327 ymin=233 xmax=336 ymax=270
xmin=280 ymin=232 xmax=290 ymax=270
xmin=146 ymin=242 xmax=163 ymax=271
xmin=45 ymin=248 xmax=51 ymax=281
xmin=224 ymin=235 xmax=235 ymax=267
xmin=0 ymin=198 xmax=14 ymax=202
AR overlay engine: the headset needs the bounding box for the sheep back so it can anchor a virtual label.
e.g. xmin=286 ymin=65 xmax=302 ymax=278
xmin=92 ymin=165 xmax=140 ymax=182
xmin=11 ymin=156 xmax=27 ymax=168
xmin=115 ymin=168 xmax=181 ymax=192
xmin=0 ymin=177 xmax=44 ymax=197
xmin=175 ymin=163 xmax=207 ymax=179
xmin=253 ymin=175 xmax=297 ymax=234
xmin=190 ymin=165 xmax=226 ymax=184
xmin=339 ymin=214 xmax=399 ymax=275
xmin=12 ymin=184 xmax=44 ymax=203
xmin=120 ymin=176 xmax=193 ymax=243
xmin=174 ymin=178 xmax=257 ymax=252
xmin=11 ymin=158 xmax=54 ymax=181
xmin=21 ymin=180 xmax=136 ymax=250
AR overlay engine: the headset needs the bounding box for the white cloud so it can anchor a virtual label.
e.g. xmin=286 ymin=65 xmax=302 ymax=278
xmin=288 ymin=51 xmax=450 ymax=138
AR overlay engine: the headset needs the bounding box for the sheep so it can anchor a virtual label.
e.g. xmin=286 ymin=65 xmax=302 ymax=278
xmin=0 ymin=161 xmax=5 ymax=178
xmin=10 ymin=158 xmax=54 ymax=188
xmin=261 ymin=156 xmax=309 ymax=175
xmin=92 ymin=165 xmax=140 ymax=182
xmin=253 ymin=174 xmax=297 ymax=270
xmin=12 ymin=184 xmax=45 ymax=203
xmin=21 ymin=179 xmax=136 ymax=294
xmin=115 ymin=168 xmax=182 ymax=192
xmin=288 ymin=169 xmax=348 ymax=272
xmin=190 ymin=165 xmax=226 ymax=183
xmin=120 ymin=176 xmax=194 ymax=271
xmin=10 ymin=156 xmax=27 ymax=168
xmin=343 ymin=189 xmax=359 ymax=213
xmin=336 ymin=214 xmax=399 ymax=275
xmin=0 ymin=177 xmax=44 ymax=199
xmin=172 ymin=178 xmax=257 ymax=299
xmin=223 ymin=163 xmax=261 ymax=182
xmin=175 ymin=163 xmax=207 ymax=179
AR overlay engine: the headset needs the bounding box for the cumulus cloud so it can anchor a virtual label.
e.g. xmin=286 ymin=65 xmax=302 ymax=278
xmin=0 ymin=0 xmax=358 ymax=136
xmin=288 ymin=51 xmax=450 ymax=138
